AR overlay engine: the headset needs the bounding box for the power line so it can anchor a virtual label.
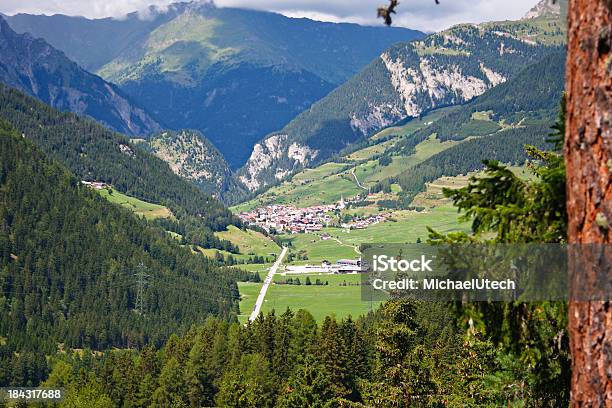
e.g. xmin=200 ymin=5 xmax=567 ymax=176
xmin=134 ymin=262 xmax=149 ymax=316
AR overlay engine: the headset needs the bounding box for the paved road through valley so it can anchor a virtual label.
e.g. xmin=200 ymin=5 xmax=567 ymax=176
xmin=249 ymin=246 xmax=288 ymax=322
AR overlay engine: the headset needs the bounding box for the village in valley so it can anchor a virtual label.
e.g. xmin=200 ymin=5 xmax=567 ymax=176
xmin=237 ymin=196 xmax=389 ymax=235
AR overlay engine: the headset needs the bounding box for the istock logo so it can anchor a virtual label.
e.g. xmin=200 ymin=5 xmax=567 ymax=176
xmin=372 ymin=254 xmax=434 ymax=272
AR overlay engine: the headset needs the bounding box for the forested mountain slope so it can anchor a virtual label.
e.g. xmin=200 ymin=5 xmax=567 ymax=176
xmin=391 ymin=51 xmax=566 ymax=156
xmin=0 ymin=121 xmax=239 ymax=353
xmin=236 ymin=50 xmax=566 ymax=211
xmin=0 ymin=17 xmax=161 ymax=137
xmin=146 ymin=130 xmax=247 ymax=201
xmin=5 ymin=1 xmax=424 ymax=167
xmin=381 ymin=51 xmax=566 ymax=201
xmin=0 ymin=85 xmax=238 ymax=241
xmin=239 ymin=10 xmax=566 ymax=191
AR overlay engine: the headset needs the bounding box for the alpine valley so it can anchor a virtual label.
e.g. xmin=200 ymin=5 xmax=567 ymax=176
xmin=0 ymin=0 xmax=578 ymax=405
xmin=4 ymin=1 xmax=423 ymax=168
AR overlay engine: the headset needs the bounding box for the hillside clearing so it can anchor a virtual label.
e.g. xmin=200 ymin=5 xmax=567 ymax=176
xmin=97 ymin=188 xmax=173 ymax=220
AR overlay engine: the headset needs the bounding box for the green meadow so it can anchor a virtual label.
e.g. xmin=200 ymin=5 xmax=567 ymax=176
xmin=238 ymin=273 xmax=380 ymax=324
xmin=196 ymin=225 xmax=280 ymax=262
xmin=216 ymin=225 xmax=280 ymax=257
xmin=97 ymin=188 xmax=173 ymax=220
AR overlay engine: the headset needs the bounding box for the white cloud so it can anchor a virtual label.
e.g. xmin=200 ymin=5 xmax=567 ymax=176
xmin=0 ymin=0 xmax=539 ymax=32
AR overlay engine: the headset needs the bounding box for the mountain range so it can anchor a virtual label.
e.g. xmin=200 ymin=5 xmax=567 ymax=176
xmin=0 ymin=120 xmax=240 ymax=351
xmin=5 ymin=1 xmax=424 ymax=168
xmin=0 ymin=17 xmax=161 ymax=136
xmin=0 ymin=0 xmax=568 ymax=201
xmin=0 ymin=84 xmax=239 ymax=248
xmin=238 ymin=1 xmax=566 ymax=191
xmin=234 ymin=47 xmax=566 ymax=212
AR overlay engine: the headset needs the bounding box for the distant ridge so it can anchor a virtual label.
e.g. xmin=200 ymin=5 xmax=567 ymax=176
xmin=238 ymin=10 xmax=566 ymax=191
xmin=523 ymin=0 xmax=563 ymax=19
xmin=0 ymin=16 xmax=162 ymax=136
xmin=146 ymin=129 xmax=247 ymax=201
xmin=5 ymin=4 xmax=424 ymax=167
xmin=0 ymin=84 xmax=238 ymax=237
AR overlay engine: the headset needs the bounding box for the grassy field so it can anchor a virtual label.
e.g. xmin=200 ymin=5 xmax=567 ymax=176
xmin=480 ymin=15 xmax=567 ymax=46
xmin=360 ymin=135 xmax=459 ymax=185
xmin=238 ymin=273 xmax=380 ymax=323
xmin=237 ymin=281 xmax=263 ymax=323
xmin=236 ymin=204 xmax=467 ymax=324
xmin=369 ymin=107 xmax=455 ymax=142
xmin=345 ymin=137 xmax=398 ymax=161
xmin=325 ymin=205 xmax=467 ymax=246
xmin=277 ymin=204 xmax=468 ymax=265
xmin=234 ymin=263 xmax=275 ymax=274
xmin=97 ymin=188 xmax=173 ymax=220
xmin=411 ymin=174 xmax=474 ymax=208
xmin=196 ymin=225 xmax=280 ymax=262
xmin=283 ymin=234 xmax=358 ymax=265
xmin=216 ymin=226 xmax=280 ymax=257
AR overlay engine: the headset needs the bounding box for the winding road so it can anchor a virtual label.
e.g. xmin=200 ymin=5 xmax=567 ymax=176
xmin=351 ymin=168 xmax=368 ymax=190
xmin=249 ymin=246 xmax=288 ymax=322
xmin=330 ymin=236 xmax=362 ymax=255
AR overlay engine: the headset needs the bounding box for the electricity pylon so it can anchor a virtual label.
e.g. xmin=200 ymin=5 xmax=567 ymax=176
xmin=134 ymin=262 xmax=149 ymax=315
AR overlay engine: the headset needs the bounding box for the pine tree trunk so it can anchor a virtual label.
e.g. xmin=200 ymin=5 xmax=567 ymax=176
xmin=565 ymin=0 xmax=612 ymax=405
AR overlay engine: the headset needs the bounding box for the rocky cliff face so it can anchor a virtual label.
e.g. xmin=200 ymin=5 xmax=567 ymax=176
xmin=0 ymin=17 xmax=161 ymax=137
xmin=239 ymin=11 xmax=566 ymax=191
xmin=5 ymin=5 xmax=424 ymax=168
xmin=523 ymin=0 xmax=562 ymax=19
xmin=239 ymin=134 xmax=318 ymax=191
xmin=147 ymin=130 xmax=246 ymax=200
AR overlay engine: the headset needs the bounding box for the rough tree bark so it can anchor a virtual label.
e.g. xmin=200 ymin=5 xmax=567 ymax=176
xmin=565 ymin=0 xmax=612 ymax=406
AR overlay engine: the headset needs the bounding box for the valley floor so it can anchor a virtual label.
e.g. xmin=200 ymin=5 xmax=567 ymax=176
xmin=237 ymin=202 xmax=469 ymax=323
xmin=230 ymin=106 xmax=537 ymax=323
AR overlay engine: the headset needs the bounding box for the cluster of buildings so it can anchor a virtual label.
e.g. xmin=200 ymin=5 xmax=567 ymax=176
xmin=81 ymin=181 xmax=110 ymax=190
xmin=283 ymin=259 xmax=362 ymax=275
xmin=341 ymin=214 xmax=388 ymax=230
xmin=238 ymin=199 xmax=347 ymax=234
xmin=239 ymin=196 xmax=389 ymax=235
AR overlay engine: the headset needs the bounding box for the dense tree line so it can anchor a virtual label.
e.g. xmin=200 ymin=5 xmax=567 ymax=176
xmin=375 ymin=123 xmax=553 ymax=205
xmin=0 ymin=103 xmax=572 ymax=406
xmin=30 ymin=305 xmax=506 ymax=407
xmin=36 ymin=299 xmax=566 ymax=407
xmin=0 ymin=85 xmax=239 ymax=243
xmin=0 ymin=122 xmax=240 ymax=357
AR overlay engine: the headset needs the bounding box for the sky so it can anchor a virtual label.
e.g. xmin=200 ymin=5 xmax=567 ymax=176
xmin=0 ymin=0 xmax=540 ymax=32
